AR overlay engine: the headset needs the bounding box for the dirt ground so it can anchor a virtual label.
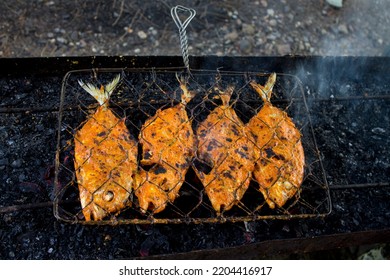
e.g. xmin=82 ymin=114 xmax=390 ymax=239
xmin=0 ymin=0 xmax=390 ymax=58
xmin=0 ymin=1 xmax=389 ymax=261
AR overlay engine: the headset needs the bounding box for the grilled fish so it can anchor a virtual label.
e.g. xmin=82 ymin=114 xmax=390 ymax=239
xmin=194 ymin=85 xmax=256 ymax=213
xmin=74 ymin=75 xmax=138 ymax=221
xmin=247 ymin=73 xmax=305 ymax=209
xmin=135 ymin=77 xmax=196 ymax=213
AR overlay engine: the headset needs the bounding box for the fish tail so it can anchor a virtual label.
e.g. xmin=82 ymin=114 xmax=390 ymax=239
xmin=176 ymin=73 xmax=195 ymax=105
xmin=78 ymin=74 xmax=121 ymax=106
xmin=250 ymin=73 xmax=276 ymax=103
xmin=214 ymin=85 xmax=234 ymax=106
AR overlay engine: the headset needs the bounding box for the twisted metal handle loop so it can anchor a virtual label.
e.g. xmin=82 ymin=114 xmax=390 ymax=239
xmin=171 ymin=5 xmax=196 ymax=70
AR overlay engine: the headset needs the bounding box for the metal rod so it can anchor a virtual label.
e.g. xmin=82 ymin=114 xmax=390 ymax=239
xmin=170 ymin=5 xmax=196 ymax=71
xmin=2 ymin=94 xmax=389 ymax=114
xmin=330 ymin=182 xmax=390 ymax=189
xmin=0 ymin=201 xmax=53 ymax=214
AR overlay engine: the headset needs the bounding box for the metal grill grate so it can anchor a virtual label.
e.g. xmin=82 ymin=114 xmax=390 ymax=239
xmin=53 ymin=67 xmax=331 ymax=225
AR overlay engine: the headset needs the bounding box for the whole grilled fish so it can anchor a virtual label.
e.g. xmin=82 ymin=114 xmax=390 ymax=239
xmin=247 ymin=73 xmax=305 ymax=209
xmin=134 ymin=77 xmax=197 ymax=214
xmin=74 ymin=75 xmax=138 ymax=221
xmin=194 ymin=85 xmax=256 ymax=213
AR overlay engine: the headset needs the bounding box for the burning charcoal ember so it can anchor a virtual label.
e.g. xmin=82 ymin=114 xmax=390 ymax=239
xmin=193 ymin=84 xmax=256 ymax=213
xmin=74 ymin=75 xmax=138 ymax=221
xmin=247 ymin=73 xmax=305 ymax=209
xmin=135 ymin=77 xmax=197 ymax=214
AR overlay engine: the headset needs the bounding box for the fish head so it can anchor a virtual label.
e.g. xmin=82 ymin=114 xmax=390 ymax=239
xmin=79 ymin=184 xmax=132 ymax=221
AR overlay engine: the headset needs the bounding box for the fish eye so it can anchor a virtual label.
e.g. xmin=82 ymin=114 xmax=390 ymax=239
xmin=103 ymin=190 xmax=114 ymax=202
xmin=283 ymin=181 xmax=293 ymax=190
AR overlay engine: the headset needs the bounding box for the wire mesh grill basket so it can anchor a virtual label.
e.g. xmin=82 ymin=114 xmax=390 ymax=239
xmin=54 ymin=67 xmax=331 ymax=225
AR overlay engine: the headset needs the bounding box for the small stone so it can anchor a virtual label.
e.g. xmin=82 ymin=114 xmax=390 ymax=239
xmin=277 ymin=44 xmax=291 ymax=55
xmin=326 ymin=0 xmax=343 ymax=8
xmin=18 ymin=174 xmax=26 ymax=182
xmin=11 ymin=159 xmax=22 ymax=168
xmin=47 ymin=32 xmax=54 ymax=38
xmin=239 ymin=38 xmax=253 ymax=54
xmin=124 ymin=26 xmax=133 ymax=34
xmin=48 ymin=248 xmax=53 ymax=254
xmin=338 ymin=24 xmax=349 ymax=34
xmin=137 ymin=30 xmax=147 ymax=39
xmin=54 ymin=28 xmax=65 ymax=34
xmin=242 ymin=24 xmax=256 ymax=35
xmin=266 ymin=33 xmax=277 ymax=41
xmin=149 ymin=27 xmax=157 ymax=36
xmin=371 ymin=127 xmax=386 ymax=136
xmin=269 ymin=19 xmax=277 ymax=27
xmin=224 ymin=31 xmax=239 ymax=41
xmin=261 ymin=0 xmax=268 ymax=7
xmin=70 ymin=31 xmax=78 ymax=40
xmin=0 ymin=158 xmax=9 ymax=166
xmin=257 ymin=37 xmax=265 ymax=45
xmin=79 ymin=39 xmax=87 ymax=47
xmin=267 ymin=9 xmax=275 ymax=16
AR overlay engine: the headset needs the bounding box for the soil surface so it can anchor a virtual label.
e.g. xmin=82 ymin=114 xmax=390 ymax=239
xmin=1 ymin=0 xmax=390 ymax=58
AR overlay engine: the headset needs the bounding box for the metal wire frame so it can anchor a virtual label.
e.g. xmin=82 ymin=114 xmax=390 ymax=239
xmin=53 ymin=67 xmax=331 ymax=225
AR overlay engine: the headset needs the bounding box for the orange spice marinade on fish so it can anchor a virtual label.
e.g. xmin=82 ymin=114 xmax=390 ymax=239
xmin=74 ymin=75 xmax=138 ymax=221
xmin=247 ymin=73 xmax=305 ymax=209
xmin=193 ymin=85 xmax=256 ymax=213
xmin=134 ymin=77 xmax=197 ymax=214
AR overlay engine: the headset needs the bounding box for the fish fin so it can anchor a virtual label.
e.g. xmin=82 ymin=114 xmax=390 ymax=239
xmin=78 ymin=74 xmax=121 ymax=106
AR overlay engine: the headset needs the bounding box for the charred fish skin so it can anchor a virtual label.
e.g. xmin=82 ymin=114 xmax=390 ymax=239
xmin=74 ymin=75 xmax=138 ymax=221
xmin=194 ymin=85 xmax=256 ymax=214
xmin=247 ymin=73 xmax=305 ymax=209
xmin=135 ymin=77 xmax=197 ymax=214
